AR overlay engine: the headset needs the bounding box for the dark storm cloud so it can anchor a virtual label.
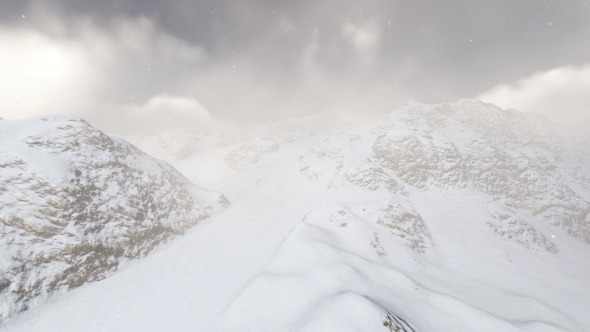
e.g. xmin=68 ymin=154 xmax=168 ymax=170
xmin=1 ymin=0 xmax=589 ymax=134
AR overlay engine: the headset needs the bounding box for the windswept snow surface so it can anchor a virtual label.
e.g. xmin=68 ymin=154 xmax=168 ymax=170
xmin=3 ymin=100 xmax=590 ymax=331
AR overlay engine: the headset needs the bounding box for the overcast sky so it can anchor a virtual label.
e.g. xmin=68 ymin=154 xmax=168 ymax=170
xmin=1 ymin=0 xmax=589 ymax=135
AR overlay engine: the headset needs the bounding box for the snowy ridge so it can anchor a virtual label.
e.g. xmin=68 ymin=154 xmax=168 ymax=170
xmin=3 ymin=100 xmax=589 ymax=331
xmin=220 ymin=200 xmax=575 ymax=331
xmin=212 ymin=100 xmax=590 ymax=331
xmin=222 ymin=99 xmax=590 ymax=249
xmin=0 ymin=116 xmax=228 ymax=319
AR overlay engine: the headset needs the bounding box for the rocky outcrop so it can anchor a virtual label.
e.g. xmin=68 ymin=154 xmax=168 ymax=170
xmin=0 ymin=116 xmax=228 ymax=319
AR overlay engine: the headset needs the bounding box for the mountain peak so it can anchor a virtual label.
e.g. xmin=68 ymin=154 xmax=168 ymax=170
xmin=0 ymin=116 xmax=228 ymax=319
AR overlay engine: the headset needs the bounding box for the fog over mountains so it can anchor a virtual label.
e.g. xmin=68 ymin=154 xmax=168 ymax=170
xmin=2 ymin=1 xmax=589 ymax=331
xmin=2 ymin=100 xmax=588 ymax=331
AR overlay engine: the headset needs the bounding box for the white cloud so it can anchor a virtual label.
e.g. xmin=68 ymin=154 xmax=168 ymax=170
xmin=0 ymin=14 xmax=207 ymax=134
xmin=139 ymin=94 xmax=210 ymax=118
xmin=478 ymin=65 xmax=590 ymax=136
xmin=113 ymin=94 xmax=212 ymax=135
xmin=0 ymin=28 xmax=97 ymax=118
xmin=279 ymin=16 xmax=295 ymax=34
xmin=301 ymin=28 xmax=321 ymax=70
xmin=340 ymin=21 xmax=381 ymax=66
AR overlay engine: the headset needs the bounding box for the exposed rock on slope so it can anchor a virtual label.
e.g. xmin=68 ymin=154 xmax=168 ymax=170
xmin=278 ymin=100 xmax=590 ymax=250
xmin=208 ymin=101 xmax=590 ymax=331
xmin=0 ymin=116 xmax=228 ymax=319
xmin=131 ymin=100 xmax=590 ymax=253
xmin=224 ymin=137 xmax=280 ymax=171
xmin=367 ymin=100 xmax=590 ymax=245
xmin=26 ymin=100 xmax=588 ymax=331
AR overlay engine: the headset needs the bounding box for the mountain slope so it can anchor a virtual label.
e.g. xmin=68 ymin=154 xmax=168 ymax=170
xmin=213 ymin=100 xmax=590 ymax=331
xmin=0 ymin=116 xmax=228 ymax=320
xmin=3 ymin=100 xmax=589 ymax=331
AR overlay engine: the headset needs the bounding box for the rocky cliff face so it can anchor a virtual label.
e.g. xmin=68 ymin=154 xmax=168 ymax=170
xmin=0 ymin=116 xmax=228 ymax=319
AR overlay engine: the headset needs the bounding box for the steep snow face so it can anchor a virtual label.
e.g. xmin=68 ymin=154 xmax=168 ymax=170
xmin=0 ymin=116 xmax=228 ymax=320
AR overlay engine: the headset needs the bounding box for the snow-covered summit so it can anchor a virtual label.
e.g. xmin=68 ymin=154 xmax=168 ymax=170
xmin=0 ymin=116 xmax=228 ymax=319
xmin=4 ymin=101 xmax=589 ymax=331
xmin=125 ymin=100 xmax=590 ymax=331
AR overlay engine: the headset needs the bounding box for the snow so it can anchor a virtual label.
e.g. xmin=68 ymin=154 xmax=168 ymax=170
xmin=2 ymin=100 xmax=590 ymax=331
xmin=2 ymin=186 xmax=301 ymax=331
xmin=0 ymin=116 xmax=227 ymax=320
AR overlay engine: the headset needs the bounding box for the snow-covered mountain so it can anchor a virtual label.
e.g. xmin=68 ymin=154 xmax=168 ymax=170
xmin=129 ymin=100 xmax=590 ymax=331
xmin=0 ymin=116 xmax=228 ymax=320
xmin=209 ymin=100 xmax=590 ymax=331
xmin=134 ymin=99 xmax=590 ymax=249
xmin=3 ymin=100 xmax=590 ymax=331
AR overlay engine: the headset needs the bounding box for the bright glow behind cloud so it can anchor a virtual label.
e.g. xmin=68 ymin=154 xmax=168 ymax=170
xmin=0 ymin=28 xmax=95 ymax=117
xmin=0 ymin=15 xmax=212 ymax=134
xmin=340 ymin=20 xmax=381 ymax=67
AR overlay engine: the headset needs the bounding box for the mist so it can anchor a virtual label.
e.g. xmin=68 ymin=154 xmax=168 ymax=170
xmin=1 ymin=0 xmax=589 ymax=136
xmin=2 ymin=1 xmax=590 ymax=329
